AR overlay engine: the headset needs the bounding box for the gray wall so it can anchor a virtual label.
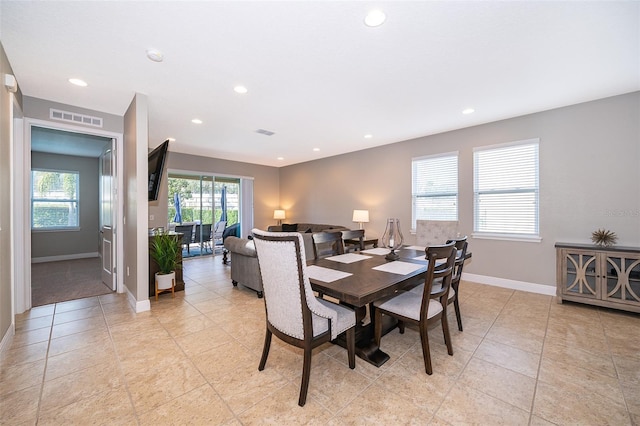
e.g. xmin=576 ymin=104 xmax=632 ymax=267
xmin=148 ymin=151 xmax=280 ymax=235
xmin=30 ymin=152 xmax=100 ymax=259
xmin=279 ymin=92 xmax=640 ymax=287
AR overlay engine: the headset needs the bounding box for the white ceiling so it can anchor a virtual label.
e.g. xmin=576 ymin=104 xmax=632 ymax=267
xmin=2 ymin=1 xmax=638 ymax=167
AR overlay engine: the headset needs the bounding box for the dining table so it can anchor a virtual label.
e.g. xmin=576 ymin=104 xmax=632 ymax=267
xmin=307 ymin=245 xmax=471 ymax=367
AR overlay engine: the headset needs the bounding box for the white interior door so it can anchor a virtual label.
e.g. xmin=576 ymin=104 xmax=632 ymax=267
xmin=100 ymin=141 xmax=116 ymax=290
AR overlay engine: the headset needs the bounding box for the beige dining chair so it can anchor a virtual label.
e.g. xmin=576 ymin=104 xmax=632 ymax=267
xmin=411 ymin=236 xmax=468 ymax=331
xmin=415 ymin=220 xmax=459 ymax=247
xmin=312 ymin=231 xmax=344 ymax=259
xmin=374 ymin=242 xmax=457 ymax=374
xmin=341 ymin=229 xmax=365 ymax=252
xmin=251 ymin=229 xmax=356 ymax=406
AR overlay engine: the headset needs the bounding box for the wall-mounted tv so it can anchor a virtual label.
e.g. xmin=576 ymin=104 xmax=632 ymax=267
xmin=148 ymin=139 xmax=170 ymax=201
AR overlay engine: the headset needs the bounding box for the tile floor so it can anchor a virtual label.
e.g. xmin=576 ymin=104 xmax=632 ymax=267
xmin=1 ymin=255 xmax=639 ymax=425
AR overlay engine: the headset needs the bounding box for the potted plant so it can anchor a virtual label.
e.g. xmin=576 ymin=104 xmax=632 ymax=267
xmin=150 ymin=229 xmax=182 ymax=298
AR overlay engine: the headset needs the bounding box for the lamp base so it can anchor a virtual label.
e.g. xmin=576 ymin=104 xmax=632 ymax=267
xmin=385 ymin=250 xmax=399 ymax=261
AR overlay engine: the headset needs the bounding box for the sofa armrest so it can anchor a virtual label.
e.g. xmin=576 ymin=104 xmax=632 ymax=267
xmin=224 ymin=236 xmax=257 ymax=257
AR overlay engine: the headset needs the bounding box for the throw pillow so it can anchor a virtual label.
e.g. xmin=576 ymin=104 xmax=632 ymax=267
xmin=282 ymin=223 xmax=298 ymax=232
xmin=305 ymin=228 xmax=312 ymax=233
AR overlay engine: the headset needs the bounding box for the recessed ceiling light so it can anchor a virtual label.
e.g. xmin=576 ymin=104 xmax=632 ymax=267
xmin=462 ymin=108 xmax=475 ymax=115
xmin=68 ymin=78 xmax=87 ymax=87
xmin=234 ymin=85 xmax=248 ymax=94
xmin=191 ymin=118 xmax=203 ymax=124
xmin=364 ymin=10 xmax=386 ymax=27
xmin=313 ymin=148 xmax=320 ymax=152
xmin=277 ymin=157 xmax=284 ymax=161
xmin=146 ymin=49 xmax=164 ymax=62
xmin=364 ymin=134 xmax=373 ymax=139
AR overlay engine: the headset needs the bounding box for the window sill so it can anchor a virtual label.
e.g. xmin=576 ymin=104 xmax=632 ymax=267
xmin=32 ymin=227 xmax=81 ymax=233
xmin=471 ymin=233 xmax=541 ymax=243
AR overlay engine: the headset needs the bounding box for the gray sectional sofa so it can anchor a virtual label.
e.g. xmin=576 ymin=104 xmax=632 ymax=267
xmin=223 ymin=223 xmax=347 ymax=297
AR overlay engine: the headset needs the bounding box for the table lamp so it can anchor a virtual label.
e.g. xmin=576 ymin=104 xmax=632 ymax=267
xmin=273 ymin=209 xmax=286 ymax=226
xmin=352 ymin=209 xmax=370 ymax=230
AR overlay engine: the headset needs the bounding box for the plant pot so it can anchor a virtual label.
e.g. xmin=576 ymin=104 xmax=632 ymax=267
xmin=155 ymin=271 xmax=175 ymax=290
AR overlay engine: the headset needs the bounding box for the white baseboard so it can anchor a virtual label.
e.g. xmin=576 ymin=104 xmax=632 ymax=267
xmin=462 ymin=273 xmax=556 ymax=296
xmin=31 ymin=252 xmax=99 ymax=264
xmin=0 ymin=323 xmax=15 ymax=355
xmin=126 ymin=287 xmax=150 ymax=313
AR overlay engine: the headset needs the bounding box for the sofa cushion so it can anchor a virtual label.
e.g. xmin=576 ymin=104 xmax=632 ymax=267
xmin=282 ymin=223 xmax=298 ymax=232
xmin=223 ymin=236 xmax=257 ymax=257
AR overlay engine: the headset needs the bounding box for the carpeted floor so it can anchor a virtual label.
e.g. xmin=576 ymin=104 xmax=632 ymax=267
xmin=31 ymin=257 xmax=113 ymax=307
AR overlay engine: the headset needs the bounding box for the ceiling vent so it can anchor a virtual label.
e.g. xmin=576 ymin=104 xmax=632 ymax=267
xmin=50 ymin=108 xmax=103 ymax=128
xmin=255 ymin=129 xmax=275 ymax=136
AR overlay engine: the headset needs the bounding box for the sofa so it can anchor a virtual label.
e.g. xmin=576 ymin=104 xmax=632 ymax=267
xmin=223 ymin=236 xmax=264 ymax=298
xmin=224 ymin=223 xmax=348 ymax=297
xmin=267 ymin=223 xmax=349 ymax=259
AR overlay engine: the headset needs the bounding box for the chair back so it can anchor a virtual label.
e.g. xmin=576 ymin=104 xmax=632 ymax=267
xmin=340 ymin=229 xmax=365 ymax=251
xmin=420 ymin=242 xmax=456 ymax=318
xmin=194 ymin=223 xmax=212 ymax=244
xmin=416 ymin=220 xmax=459 ymax=247
xmin=312 ymin=231 xmax=344 ymax=259
xmin=446 ymin=236 xmax=468 ymax=289
xmin=252 ymin=229 xmax=320 ymax=341
xmin=174 ymin=225 xmax=194 ymax=245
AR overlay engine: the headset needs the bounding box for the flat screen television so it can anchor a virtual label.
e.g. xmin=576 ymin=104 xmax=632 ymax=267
xmin=148 ymin=139 xmax=170 ymax=201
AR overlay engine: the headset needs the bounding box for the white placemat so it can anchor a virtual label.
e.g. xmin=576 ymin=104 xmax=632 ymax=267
xmin=326 ymin=253 xmax=372 ymax=264
xmin=306 ymin=265 xmax=353 ymax=282
xmin=372 ymin=261 xmax=424 ymax=275
xmin=361 ymin=247 xmax=390 ymax=255
xmin=404 ymin=245 xmax=426 ymax=251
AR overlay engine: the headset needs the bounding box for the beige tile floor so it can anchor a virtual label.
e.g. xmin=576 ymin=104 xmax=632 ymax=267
xmin=2 ymin=255 xmax=639 ymax=425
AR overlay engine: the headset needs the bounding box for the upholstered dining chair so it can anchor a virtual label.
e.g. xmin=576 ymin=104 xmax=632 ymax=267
xmin=410 ymin=236 xmax=468 ymax=332
xmin=374 ymin=242 xmax=457 ymax=375
xmin=415 ymin=220 xmax=459 ymax=247
xmin=312 ymin=231 xmax=344 ymax=259
xmin=251 ymin=229 xmax=356 ymax=406
xmin=340 ymin=229 xmax=365 ymax=252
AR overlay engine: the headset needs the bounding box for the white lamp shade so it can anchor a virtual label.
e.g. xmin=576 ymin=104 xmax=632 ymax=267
xmin=352 ymin=210 xmax=369 ymax=223
xmin=273 ymin=209 xmax=286 ymax=220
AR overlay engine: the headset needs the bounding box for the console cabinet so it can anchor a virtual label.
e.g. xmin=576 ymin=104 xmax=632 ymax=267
xmin=556 ymin=243 xmax=640 ymax=313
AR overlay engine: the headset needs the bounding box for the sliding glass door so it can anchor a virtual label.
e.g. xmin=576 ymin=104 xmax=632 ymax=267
xmin=167 ymin=173 xmax=241 ymax=257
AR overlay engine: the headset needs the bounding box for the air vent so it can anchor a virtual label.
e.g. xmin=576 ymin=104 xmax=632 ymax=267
xmin=255 ymin=129 xmax=275 ymax=136
xmin=50 ymin=108 xmax=103 ymax=128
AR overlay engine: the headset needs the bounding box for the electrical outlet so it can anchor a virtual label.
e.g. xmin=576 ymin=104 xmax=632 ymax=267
xmin=149 ymin=214 xmax=154 ymax=221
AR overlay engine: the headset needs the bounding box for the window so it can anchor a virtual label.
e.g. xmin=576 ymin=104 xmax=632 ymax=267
xmin=32 ymin=169 xmax=80 ymax=230
xmin=411 ymin=152 xmax=458 ymax=229
xmin=473 ymin=139 xmax=539 ymax=239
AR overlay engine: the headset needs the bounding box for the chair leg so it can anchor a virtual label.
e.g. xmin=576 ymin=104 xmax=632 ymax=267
xmin=398 ymin=320 xmax=405 ymax=334
xmin=453 ymin=298 xmax=463 ymax=331
xmin=299 ymin=346 xmax=312 ymax=407
xmin=441 ymin=311 xmax=454 ymax=356
xmin=419 ymin=324 xmax=433 ymax=375
xmin=258 ymin=329 xmax=272 ymax=371
xmin=346 ymin=327 xmax=355 ymax=369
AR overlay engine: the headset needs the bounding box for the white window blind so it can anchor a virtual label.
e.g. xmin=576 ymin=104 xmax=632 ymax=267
xmin=473 ymin=139 xmax=539 ymax=237
xmin=412 ymin=152 xmax=458 ymax=229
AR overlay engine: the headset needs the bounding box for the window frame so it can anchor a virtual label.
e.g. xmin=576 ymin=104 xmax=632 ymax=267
xmin=31 ymin=168 xmax=81 ymax=231
xmin=411 ymin=151 xmax=459 ymax=231
xmin=472 ymin=138 xmax=540 ymax=242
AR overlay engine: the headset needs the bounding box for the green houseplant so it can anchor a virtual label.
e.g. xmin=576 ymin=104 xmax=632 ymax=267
xmin=150 ymin=229 xmax=182 ymax=298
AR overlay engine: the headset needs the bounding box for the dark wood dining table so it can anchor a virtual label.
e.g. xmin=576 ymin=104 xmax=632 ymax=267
xmin=307 ymin=246 xmax=431 ymax=366
xmin=307 ymin=246 xmax=472 ymax=367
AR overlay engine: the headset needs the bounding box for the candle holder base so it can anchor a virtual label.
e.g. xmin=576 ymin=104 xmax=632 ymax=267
xmin=385 ymin=250 xmax=399 ymax=261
